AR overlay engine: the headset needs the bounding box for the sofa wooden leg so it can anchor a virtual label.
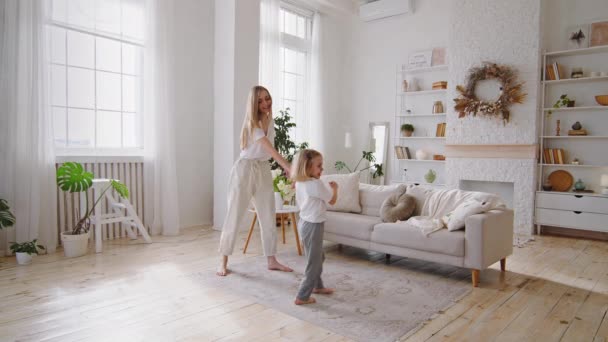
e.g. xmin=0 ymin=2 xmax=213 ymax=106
xmin=500 ymin=258 xmax=506 ymax=272
xmin=471 ymin=269 xmax=480 ymax=287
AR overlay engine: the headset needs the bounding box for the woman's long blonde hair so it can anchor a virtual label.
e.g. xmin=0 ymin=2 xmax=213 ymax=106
xmin=291 ymin=149 xmax=322 ymax=182
xmin=240 ymin=85 xmax=272 ymax=150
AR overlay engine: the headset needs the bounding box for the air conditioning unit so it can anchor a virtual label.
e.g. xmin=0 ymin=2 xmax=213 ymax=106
xmin=359 ymin=0 xmax=413 ymax=22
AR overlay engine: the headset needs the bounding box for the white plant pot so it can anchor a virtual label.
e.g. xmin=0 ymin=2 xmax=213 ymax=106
xmin=61 ymin=231 xmax=90 ymax=258
xmin=274 ymin=192 xmax=284 ymax=210
xmin=16 ymin=252 xmax=32 ymax=265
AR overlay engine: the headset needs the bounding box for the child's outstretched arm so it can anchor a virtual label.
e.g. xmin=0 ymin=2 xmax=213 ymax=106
xmin=259 ymin=137 xmax=291 ymax=175
xmin=328 ymin=181 xmax=339 ymax=205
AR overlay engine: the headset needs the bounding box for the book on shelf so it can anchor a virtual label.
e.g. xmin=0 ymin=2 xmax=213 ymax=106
xmin=395 ymin=146 xmax=412 ymax=159
xmin=435 ymin=122 xmax=446 ymax=137
xmin=545 ymin=62 xmax=566 ymax=81
xmin=543 ymin=148 xmax=565 ymax=164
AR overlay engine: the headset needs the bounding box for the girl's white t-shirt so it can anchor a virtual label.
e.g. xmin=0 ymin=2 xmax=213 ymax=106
xmin=296 ymin=179 xmax=333 ymax=223
xmin=239 ymin=120 xmax=275 ymax=160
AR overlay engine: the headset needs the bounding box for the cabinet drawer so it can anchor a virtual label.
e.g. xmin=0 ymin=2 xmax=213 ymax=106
xmin=536 ymin=193 xmax=608 ymax=215
xmin=536 ymin=208 xmax=608 ymax=232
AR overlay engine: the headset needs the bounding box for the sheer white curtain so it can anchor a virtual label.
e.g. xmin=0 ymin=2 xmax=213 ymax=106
xmin=259 ymin=0 xmax=282 ymax=102
xmin=143 ymin=0 xmax=180 ymax=236
xmin=0 ymin=0 xmax=57 ymax=253
xmin=308 ymin=12 xmax=324 ymax=151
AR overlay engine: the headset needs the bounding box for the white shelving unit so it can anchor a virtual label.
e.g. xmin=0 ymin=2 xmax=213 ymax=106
xmin=392 ymin=63 xmax=448 ymax=186
xmin=536 ymin=46 xmax=608 ymax=235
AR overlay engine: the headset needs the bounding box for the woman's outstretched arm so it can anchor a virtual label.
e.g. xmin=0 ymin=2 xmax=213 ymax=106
xmin=259 ymin=137 xmax=291 ymax=175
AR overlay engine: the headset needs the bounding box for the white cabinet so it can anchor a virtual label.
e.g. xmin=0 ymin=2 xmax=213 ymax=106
xmin=535 ymin=191 xmax=608 ymax=234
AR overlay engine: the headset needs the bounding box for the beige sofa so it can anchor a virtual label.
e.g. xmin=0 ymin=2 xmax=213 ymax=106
xmin=323 ymin=184 xmax=514 ymax=287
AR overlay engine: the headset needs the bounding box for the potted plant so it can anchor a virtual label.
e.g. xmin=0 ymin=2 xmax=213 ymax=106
xmin=271 ymin=169 xmax=295 ymax=210
xmin=401 ymin=124 xmax=415 ymax=137
xmin=271 ymin=107 xmax=309 ymax=171
xmin=553 ymin=94 xmax=575 ymax=108
xmin=10 ymin=239 xmax=45 ymax=265
xmin=56 ymin=162 xmax=129 ymax=257
xmin=335 ymin=151 xmax=384 ymax=179
xmin=1 ymin=199 xmax=16 ymax=256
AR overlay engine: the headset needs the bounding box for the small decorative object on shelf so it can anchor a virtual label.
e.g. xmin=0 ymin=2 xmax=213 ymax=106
xmin=415 ymin=149 xmax=429 ymax=160
xmin=432 ymin=81 xmax=447 ymax=90
xmin=601 ymin=174 xmax=608 ymax=195
xmin=402 ymin=80 xmax=408 ymax=92
xmin=572 ymin=158 xmax=581 ymax=165
xmin=401 ymin=168 xmax=408 ymax=182
xmin=568 ymin=121 xmax=587 ymax=136
xmin=454 ymin=62 xmax=526 ymax=123
xmin=556 ymin=119 xmax=561 ymax=136
xmin=433 ymin=154 xmax=446 ymax=161
xmin=571 ymin=67 xmax=584 ymax=79
xmin=432 ymin=101 xmax=444 ymax=114
xmin=553 ymin=94 xmax=575 ymax=109
xmin=424 ymin=169 xmax=437 ymax=184
xmin=574 ymin=178 xmax=586 ymax=191
xmin=595 ymin=95 xmax=608 ymax=106
xmin=401 ymin=124 xmax=414 ymax=137
xmin=567 ymin=24 xmax=589 ymax=49
xmin=542 ymin=178 xmax=553 ymax=191
xmin=405 ymin=76 xmax=419 ymax=92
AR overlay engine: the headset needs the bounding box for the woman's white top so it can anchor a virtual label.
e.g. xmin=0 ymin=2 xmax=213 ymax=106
xmin=239 ymin=120 xmax=275 ymax=160
xmin=296 ymin=179 xmax=333 ymax=223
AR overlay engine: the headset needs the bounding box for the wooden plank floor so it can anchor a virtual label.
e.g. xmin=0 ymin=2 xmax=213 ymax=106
xmin=1 ymin=226 xmax=607 ymax=342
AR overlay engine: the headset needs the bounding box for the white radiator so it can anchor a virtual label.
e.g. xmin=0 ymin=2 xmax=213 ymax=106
xmin=56 ymin=160 xmax=148 ymax=242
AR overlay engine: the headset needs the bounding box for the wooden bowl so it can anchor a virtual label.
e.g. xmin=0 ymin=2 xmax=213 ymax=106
xmin=548 ymin=170 xmax=574 ymax=192
xmin=595 ymin=95 xmax=608 ymax=106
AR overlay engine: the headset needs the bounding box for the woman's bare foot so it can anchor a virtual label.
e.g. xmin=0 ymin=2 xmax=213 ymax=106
xmin=216 ymin=255 xmax=229 ymax=276
xmin=267 ymin=256 xmax=293 ymax=272
xmin=313 ymin=288 xmax=334 ymax=295
xmin=294 ymin=297 xmax=316 ymax=305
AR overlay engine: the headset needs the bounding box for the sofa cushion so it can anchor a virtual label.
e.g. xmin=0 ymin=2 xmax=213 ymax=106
xmin=324 ymin=211 xmax=381 ymax=241
xmin=359 ymin=183 xmax=406 ymax=216
xmin=371 ymin=222 xmax=465 ymax=257
xmin=405 ymin=184 xmax=434 ymax=216
xmin=380 ymin=193 xmax=416 ymax=222
xmin=321 ymin=173 xmax=362 ymax=213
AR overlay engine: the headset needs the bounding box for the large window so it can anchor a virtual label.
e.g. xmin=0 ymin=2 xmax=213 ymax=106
xmin=279 ymin=4 xmax=312 ymax=144
xmin=50 ymin=0 xmax=144 ymax=154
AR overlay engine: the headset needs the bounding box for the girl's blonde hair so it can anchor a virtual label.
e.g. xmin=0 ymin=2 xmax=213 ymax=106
xmin=291 ymin=149 xmax=322 ymax=182
xmin=240 ymin=85 xmax=272 ymax=150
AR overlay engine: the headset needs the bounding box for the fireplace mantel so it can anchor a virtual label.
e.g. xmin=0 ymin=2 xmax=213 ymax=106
xmin=445 ymin=144 xmax=537 ymax=159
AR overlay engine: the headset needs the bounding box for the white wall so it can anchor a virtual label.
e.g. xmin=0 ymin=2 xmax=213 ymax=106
xmin=344 ymin=0 xmax=451 ymax=180
xmin=172 ymin=0 xmax=215 ymax=228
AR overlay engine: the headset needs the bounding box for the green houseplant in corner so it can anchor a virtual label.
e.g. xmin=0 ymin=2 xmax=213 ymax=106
xmin=56 ymin=162 xmax=129 ymax=257
xmin=1 ymin=199 xmax=16 ymax=257
xmin=271 ymin=107 xmax=309 ymax=171
xmin=10 ymin=240 xmax=45 ymax=265
xmin=335 ymin=151 xmax=384 ymax=179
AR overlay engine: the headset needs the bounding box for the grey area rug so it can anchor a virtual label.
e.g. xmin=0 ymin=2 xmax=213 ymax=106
xmin=193 ymin=246 xmax=471 ymax=342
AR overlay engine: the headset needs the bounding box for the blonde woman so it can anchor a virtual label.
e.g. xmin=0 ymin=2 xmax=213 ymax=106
xmin=217 ymin=85 xmax=293 ymax=276
xmin=291 ymin=149 xmax=338 ymax=305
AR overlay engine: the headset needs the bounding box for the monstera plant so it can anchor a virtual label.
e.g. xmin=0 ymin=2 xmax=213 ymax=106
xmin=57 ymin=162 xmax=129 ymax=235
xmin=0 ymin=199 xmax=16 ymax=230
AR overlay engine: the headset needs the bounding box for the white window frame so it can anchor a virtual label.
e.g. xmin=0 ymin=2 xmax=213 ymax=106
xmin=279 ymin=2 xmax=313 ymax=144
xmin=48 ymin=2 xmax=145 ymax=158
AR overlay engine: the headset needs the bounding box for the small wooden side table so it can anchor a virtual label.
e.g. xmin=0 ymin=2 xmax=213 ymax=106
xmin=243 ymin=205 xmax=302 ymax=255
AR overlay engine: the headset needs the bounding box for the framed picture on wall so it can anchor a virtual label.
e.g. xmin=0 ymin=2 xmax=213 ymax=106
xmin=566 ymin=24 xmax=589 ymax=50
xmin=408 ymin=50 xmax=432 ymax=69
xmin=590 ymin=20 xmax=608 ymax=47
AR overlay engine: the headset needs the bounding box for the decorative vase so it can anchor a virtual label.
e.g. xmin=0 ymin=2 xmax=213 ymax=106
xmin=574 ymin=179 xmax=586 ymax=191
xmin=274 ymin=192 xmax=284 ymax=210
xmin=572 ymin=121 xmax=582 ymax=130
xmin=542 ymin=178 xmax=553 ymax=191
xmin=16 ymin=252 xmax=32 ymax=265
xmin=424 ymin=169 xmax=437 ymax=184
xmin=415 ymin=149 xmax=428 ymax=160
xmin=405 ymin=76 xmax=418 ymax=92
xmin=432 ymin=101 xmax=444 ymax=114
xmin=61 ymin=231 xmax=90 ymax=258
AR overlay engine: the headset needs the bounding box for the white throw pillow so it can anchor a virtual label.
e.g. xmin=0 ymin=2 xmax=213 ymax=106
xmin=320 ymin=173 xmax=362 ymax=213
xmin=442 ymin=200 xmax=490 ymax=231
xmin=359 ymin=183 xmax=407 ymax=217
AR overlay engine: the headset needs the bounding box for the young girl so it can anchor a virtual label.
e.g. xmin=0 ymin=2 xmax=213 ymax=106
xmin=217 ymin=85 xmax=293 ymax=276
xmin=291 ymin=149 xmax=338 ymax=305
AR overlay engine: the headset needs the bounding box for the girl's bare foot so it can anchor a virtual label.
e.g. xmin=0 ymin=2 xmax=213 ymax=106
xmin=216 ymin=255 xmax=229 ymax=276
xmin=267 ymin=256 xmax=293 ymax=272
xmin=313 ymin=288 xmax=334 ymax=295
xmin=294 ymin=297 xmax=316 ymax=305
